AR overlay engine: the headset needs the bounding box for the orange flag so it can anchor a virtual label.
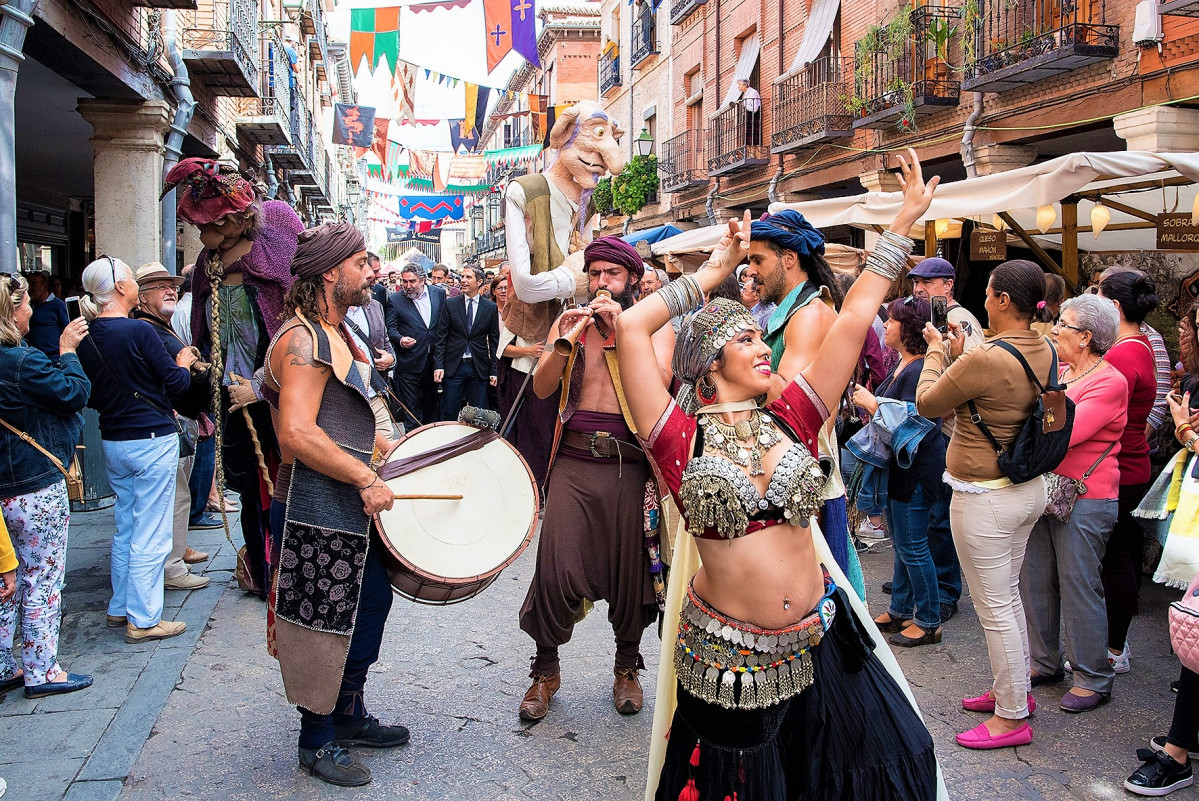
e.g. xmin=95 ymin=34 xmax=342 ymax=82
xmin=483 ymin=0 xmax=513 ymax=72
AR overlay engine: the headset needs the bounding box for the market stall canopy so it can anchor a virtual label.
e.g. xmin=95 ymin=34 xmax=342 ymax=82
xmin=623 ymin=224 xmax=683 ymax=246
xmin=765 ymin=151 xmax=1199 ymax=252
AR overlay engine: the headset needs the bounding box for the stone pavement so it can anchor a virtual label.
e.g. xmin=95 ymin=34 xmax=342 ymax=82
xmin=0 ymin=502 xmax=1189 ymax=801
xmin=0 ymin=504 xmax=238 ymax=801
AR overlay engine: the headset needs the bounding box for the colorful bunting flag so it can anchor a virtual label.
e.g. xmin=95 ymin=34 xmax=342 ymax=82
xmin=449 ymin=119 xmax=480 ymax=153
xmin=332 ymin=103 xmax=377 ymax=147
xmin=392 ymin=61 xmax=417 ymax=124
xmin=447 ymin=153 xmax=488 ymax=183
xmin=349 ymin=7 xmax=400 ymax=73
xmin=396 ymin=194 xmax=465 ymax=222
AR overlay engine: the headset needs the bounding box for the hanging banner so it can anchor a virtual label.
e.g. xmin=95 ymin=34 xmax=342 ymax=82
xmin=483 ymin=0 xmax=513 ymax=72
xmin=397 ymin=194 xmax=465 ymax=222
xmin=332 ymin=104 xmax=377 ymax=147
xmin=484 ymin=143 xmax=543 ymax=167
xmin=511 ymin=0 xmax=539 ymax=67
xmin=447 ymin=152 xmax=488 ymax=183
xmin=449 ymin=119 xmax=481 ymax=153
xmin=349 ymin=7 xmax=400 ymax=73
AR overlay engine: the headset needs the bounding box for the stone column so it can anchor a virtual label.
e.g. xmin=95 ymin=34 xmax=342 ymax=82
xmin=973 ymin=144 xmax=1037 ymax=176
xmin=179 ymin=222 xmax=204 ymax=273
xmin=77 ymin=99 xmax=172 ymax=267
xmin=1113 ymin=107 xmax=1199 ymax=152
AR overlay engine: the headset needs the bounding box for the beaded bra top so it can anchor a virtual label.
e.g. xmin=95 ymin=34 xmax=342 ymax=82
xmin=677 ymin=413 xmax=827 ymax=541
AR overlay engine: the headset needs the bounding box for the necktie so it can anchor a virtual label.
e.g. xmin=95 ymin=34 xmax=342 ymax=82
xmin=466 ymin=297 xmax=475 ymax=331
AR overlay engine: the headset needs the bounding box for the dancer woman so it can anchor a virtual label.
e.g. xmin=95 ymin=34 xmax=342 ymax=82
xmin=617 ymin=151 xmax=939 ymax=800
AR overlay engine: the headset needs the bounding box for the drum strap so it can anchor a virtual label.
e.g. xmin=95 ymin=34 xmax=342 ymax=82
xmin=377 ymin=428 xmax=498 ymax=481
xmin=603 ymin=348 xmax=638 ymax=437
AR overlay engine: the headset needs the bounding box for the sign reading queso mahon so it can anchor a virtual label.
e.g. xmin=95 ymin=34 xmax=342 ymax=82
xmin=1157 ymin=213 xmax=1199 ymax=251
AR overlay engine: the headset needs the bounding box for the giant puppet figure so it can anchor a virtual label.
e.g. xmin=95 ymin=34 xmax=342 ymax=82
xmin=503 ymin=101 xmax=628 ymax=343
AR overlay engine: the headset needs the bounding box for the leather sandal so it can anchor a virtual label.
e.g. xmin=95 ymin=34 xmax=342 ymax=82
xmin=888 ymin=625 xmax=943 ymax=648
xmin=873 ymin=612 xmax=910 ymax=634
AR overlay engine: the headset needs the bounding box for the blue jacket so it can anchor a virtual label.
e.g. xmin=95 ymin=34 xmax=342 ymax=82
xmin=846 ymin=399 xmax=935 ymax=470
xmin=0 ymin=343 xmax=90 ymax=496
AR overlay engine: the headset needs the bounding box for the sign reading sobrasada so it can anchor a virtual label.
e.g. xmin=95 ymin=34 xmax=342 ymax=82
xmin=1157 ymin=213 xmax=1199 ymax=251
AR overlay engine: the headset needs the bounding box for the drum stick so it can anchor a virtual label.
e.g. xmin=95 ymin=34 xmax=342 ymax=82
xmin=392 ymin=493 xmax=464 ymax=500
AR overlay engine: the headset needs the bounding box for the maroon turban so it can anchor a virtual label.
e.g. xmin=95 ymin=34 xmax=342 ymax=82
xmin=584 ymin=236 xmax=645 ymax=279
xmin=162 ymin=158 xmax=257 ymax=227
xmin=290 ymin=222 xmax=367 ymax=279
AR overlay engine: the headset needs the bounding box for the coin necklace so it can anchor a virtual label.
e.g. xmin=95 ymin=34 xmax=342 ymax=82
xmin=701 ymin=409 xmax=782 ymax=476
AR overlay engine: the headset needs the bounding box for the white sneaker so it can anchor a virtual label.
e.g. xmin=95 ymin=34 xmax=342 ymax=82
xmin=1110 ymin=643 xmax=1131 ymax=674
xmin=856 ymin=518 xmax=888 ymax=540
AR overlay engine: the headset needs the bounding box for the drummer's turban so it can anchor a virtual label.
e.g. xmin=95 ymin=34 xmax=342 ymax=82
xmin=290 ymin=222 xmax=367 ymax=279
xmin=751 ymin=210 xmax=826 ymax=258
xmin=584 ymin=236 xmax=645 ymax=279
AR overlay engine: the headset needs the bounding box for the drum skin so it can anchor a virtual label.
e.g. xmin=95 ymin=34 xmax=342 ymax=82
xmin=375 ymin=422 xmax=540 ymax=604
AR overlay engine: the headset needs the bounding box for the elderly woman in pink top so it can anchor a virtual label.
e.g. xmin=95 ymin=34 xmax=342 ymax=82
xmin=1021 ymin=293 xmax=1129 ymax=712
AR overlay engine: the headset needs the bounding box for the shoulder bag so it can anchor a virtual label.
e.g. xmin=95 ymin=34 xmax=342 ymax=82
xmin=1170 ymin=569 xmax=1199 ymax=674
xmin=1042 ymin=441 xmax=1116 ymax=523
xmin=0 ymin=417 xmax=84 ymax=502
xmin=87 ymin=339 xmax=194 ymax=457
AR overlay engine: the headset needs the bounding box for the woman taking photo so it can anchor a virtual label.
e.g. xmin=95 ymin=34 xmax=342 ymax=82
xmin=619 ymin=151 xmax=939 ymax=800
xmin=1021 ymin=293 xmax=1127 ymax=712
xmin=0 ymin=273 xmax=92 ymax=697
xmin=851 ymin=295 xmax=949 ymax=648
xmin=76 ymin=257 xmax=196 ymax=644
xmin=1097 ymin=269 xmax=1159 ymax=674
xmin=915 ymin=258 xmax=1052 ymax=750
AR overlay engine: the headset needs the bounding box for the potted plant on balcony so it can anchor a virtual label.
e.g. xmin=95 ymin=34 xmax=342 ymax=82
xmin=611 ymin=154 xmax=659 ymax=217
xmin=925 ymin=17 xmax=957 ymax=81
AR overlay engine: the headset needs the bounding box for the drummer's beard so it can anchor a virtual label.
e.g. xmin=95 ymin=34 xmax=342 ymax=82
xmin=333 ymin=270 xmax=372 ymax=312
xmin=590 ymin=281 xmax=638 ymax=311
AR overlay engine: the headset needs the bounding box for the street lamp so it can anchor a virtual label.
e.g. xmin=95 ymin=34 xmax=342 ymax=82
xmin=634 ymin=127 xmax=654 ymax=158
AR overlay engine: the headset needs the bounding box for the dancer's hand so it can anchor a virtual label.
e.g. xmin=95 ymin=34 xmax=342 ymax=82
xmin=890 ymin=148 xmax=939 ymax=238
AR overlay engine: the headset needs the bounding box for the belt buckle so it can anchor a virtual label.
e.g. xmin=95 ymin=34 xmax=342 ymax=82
xmin=589 ymin=431 xmax=612 ymax=458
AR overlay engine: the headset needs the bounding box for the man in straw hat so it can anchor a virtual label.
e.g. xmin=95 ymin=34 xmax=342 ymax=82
xmin=517 ymin=235 xmax=673 ymax=722
xmin=131 ymin=262 xmax=212 ymax=594
xmin=262 ymin=223 xmax=408 ymax=787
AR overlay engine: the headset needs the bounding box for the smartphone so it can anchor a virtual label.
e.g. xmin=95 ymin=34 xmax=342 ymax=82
xmin=931 ymin=296 xmax=949 ymax=334
xmin=65 ymin=296 xmax=81 ymax=320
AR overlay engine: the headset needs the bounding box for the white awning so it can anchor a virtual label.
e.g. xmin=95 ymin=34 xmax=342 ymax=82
xmin=652 ymin=151 xmax=1199 ymax=254
xmin=721 ymin=33 xmax=761 ymax=107
xmin=786 ymin=0 xmax=840 ymax=75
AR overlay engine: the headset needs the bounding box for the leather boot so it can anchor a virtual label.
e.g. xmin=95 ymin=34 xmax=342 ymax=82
xmin=613 ymin=669 xmax=643 ymax=715
xmin=519 ymin=673 xmax=561 ymax=721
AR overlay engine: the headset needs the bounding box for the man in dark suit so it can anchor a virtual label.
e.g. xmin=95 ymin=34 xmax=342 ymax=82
xmin=386 ymin=255 xmax=445 ymax=430
xmin=368 ymin=252 xmax=388 ymax=306
xmin=433 ymin=265 xmax=499 ymax=419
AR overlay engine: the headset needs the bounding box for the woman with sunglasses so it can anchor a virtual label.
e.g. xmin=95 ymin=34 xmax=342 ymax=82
xmin=1021 ymin=293 xmax=1127 ymax=712
xmin=851 ymin=295 xmax=949 ymax=648
xmin=76 ymin=258 xmax=197 ymax=645
xmin=0 ymin=272 xmax=93 ymax=697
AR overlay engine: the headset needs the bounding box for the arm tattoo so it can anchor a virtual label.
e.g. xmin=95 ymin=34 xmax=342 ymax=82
xmin=285 ymin=330 xmax=329 ymax=374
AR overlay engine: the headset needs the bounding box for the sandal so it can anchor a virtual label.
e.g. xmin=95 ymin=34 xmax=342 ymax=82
xmin=889 ymin=624 xmax=943 ymax=647
xmin=873 ymin=613 xmax=910 ymax=634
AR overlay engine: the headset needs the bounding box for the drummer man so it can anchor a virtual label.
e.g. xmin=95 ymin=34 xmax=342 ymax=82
xmin=264 ymin=222 xmax=408 ymax=787
xmin=518 ymin=236 xmax=674 ymax=720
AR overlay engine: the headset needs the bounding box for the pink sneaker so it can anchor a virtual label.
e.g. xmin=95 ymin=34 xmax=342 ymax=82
xmin=955 ymin=721 xmax=1032 ymax=749
xmin=961 ymin=691 xmax=1036 ymax=714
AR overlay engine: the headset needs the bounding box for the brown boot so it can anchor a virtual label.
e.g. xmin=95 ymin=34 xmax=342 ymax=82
xmin=613 ymin=669 xmax=643 ymax=715
xmin=519 ymin=673 xmax=561 ymax=721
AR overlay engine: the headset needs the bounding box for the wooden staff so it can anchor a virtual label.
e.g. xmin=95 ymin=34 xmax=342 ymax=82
xmin=393 ymin=493 xmax=463 ymax=500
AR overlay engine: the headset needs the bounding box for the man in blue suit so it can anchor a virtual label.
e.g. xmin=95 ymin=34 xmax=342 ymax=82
xmin=385 ymin=251 xmax=445 ymax=430
xmin=433 ymin=265 xmax=499 ymax=419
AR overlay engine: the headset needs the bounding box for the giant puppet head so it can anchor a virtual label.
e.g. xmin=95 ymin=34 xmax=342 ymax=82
xmin=545 ymin=101 xmax=627 ymax=192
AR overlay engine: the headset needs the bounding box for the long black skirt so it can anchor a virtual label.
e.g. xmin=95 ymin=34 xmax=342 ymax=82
xmin=655 ymin=589 xmax=937 ymax=801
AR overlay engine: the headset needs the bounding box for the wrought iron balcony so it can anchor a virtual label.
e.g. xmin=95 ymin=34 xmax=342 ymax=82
xmin=235 ymin=26 xmax=292 ymax=147
xmin=771 ymin=56 xmax=854 ymax=153
xmin=266 ymin=90 xmax=311 ymax=172
xmin=180 ymin=0 xmax=259 ymax=97
xmin=660 ymin=129 xmax=709 ymax=192
xmin=962 ymin=0 xmax=1119 ymax=92
xmin=599 ymin=50 xmax=621 ymax=96
xmin=631 ymin=10 xmax=659 ymax=67
xmin=708 ymin=101 xmax=768 ymax=177
xmin=851 ymin=6 xmax=961 ymax=130
xmin=1160 ymin=0 xmax=1199 ymax=15
xmin=670 ymin=0 xmax=708 ymax=25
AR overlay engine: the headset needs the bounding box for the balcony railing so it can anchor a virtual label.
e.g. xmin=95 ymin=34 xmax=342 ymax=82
xmin=235 ymin=26 xmax=292 ymax=146
xmin=179 ymin=0 xmax=259 ymax=97
xmin=266 ymin=89 xmax=311 ymax=171
xmin=631 ymin=11 xmax=659 ymax=67
xmin=707 ymin=100 xmax=768 ymax=177
xmin=599 ymin=50 xmax=622 ymax=95
xmin=962 ymin=0 xmax=1119 ymax=92
xmin=306 ymin=0 xmax=330 ymax=81
xmin=851 ymin=6 xmax=961 ymax=130
xmin=771 ymin=56 xmax=854 ymax=153
xmin=660 ymin=129 xmax=709 ymax=192
xmin=670 ymin=0 xmax=708 ymax=25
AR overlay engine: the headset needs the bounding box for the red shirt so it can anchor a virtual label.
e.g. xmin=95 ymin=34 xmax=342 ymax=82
xmin=1104 ymin=335 xmax=1156 ymax=485
xmin=644 ymin=378 xmax=827 ymax=538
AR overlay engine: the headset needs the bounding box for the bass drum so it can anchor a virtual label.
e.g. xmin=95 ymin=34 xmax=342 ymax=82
xmin=375 ymin=422 xmax=539 ymax=604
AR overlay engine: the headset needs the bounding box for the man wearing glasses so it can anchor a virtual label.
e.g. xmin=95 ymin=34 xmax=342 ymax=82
xmin=132 ymin=262 xmax=213 ymax=592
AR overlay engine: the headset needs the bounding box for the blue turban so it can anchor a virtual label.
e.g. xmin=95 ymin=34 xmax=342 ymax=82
xmin=750 ymin=210 xmax=826 ymax=258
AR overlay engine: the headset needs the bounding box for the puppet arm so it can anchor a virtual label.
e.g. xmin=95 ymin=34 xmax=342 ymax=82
xmin=505 ymin=182 xmax=579 ymax=303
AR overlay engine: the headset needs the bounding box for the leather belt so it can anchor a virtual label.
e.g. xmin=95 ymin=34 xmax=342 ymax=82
xmin=560 ymin=429 xmax=646 ymax=462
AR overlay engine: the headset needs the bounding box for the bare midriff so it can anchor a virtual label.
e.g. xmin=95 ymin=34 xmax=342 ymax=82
xmin=692 ymin=523 xmax=826 ymax=631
